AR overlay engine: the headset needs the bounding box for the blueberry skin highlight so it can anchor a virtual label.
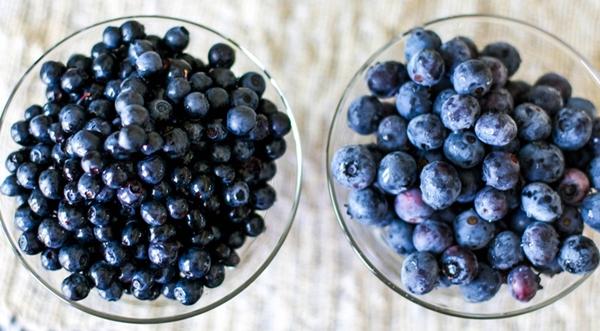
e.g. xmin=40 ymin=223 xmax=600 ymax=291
xmin=401 ymin=251 xmax=440 ymax=295
xmin=558 ymin=235 xmax=599 ymax=274
xmin=419 ymin=161 xmax=461 ymax=210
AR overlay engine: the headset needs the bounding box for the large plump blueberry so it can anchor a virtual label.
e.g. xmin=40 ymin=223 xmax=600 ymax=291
xmin=227 ymin=106 xmax=257 ymax=136
xmin=174 ymin=279 xmax=204 ymax=306
xmin=557 ymin=235 xmax=599 ymax=274
xmin=488 ymin=231 xmax=523 ymax=270
xmin=393 ymin=188 xmax=434 ymax=223
xmin=474 ymin=112 xmax=517 ymax=146
xmin=119 ymin=104 xmax=149 ymax=126
xmin=401 ymin=251 xmax=439 ymax=295
xmin=376 ymin=115 xmax=408 ymax=151
xmin=443 ymin=131 xmax=485 ymax=169
xmin=460 ymin=264 xmax=501 ymax=303
xmin=581 ymin=193 xmax=600 ymax=232
xmin=453 ymin=209 xmax=496 ymax=249
xmin=558 ymin=168 xmax=590 ymax=206
xmin=40 ymin=61 xmax=66 ymax=85
xmin=346 ymin=187 xmax=388 ymax=226
xmin=407 ymin=114 xmax=446 ymax=151
xmin=552 ymin=107 xmax=593 ymax=151
xmin=164 ymin=26 xmax=189 ymax=52
xmin=18 ymin=231 xmax=43 ymax=255
xmin=521 ymin=182 xmax=563 ymax=222
xmin=440 ymin=37 xmax=476 ymax=73
xmin=535 ymin=72 xmax=572 ymax=101
xmin=482 ymin=151 xmax=520 ymax=191
xmin=441 ymin=245 xmax=478 ymax=285
xmin=347 ymin=95 xmax=384 ymax=134
xmin=208 ymin=43 xmax=235 ymax=68
xmin=148 ymin=241 xmax=180 ymax=266
xmin=522 ymin=222 xmax=560 ymax=267
xmin=527 ymin=85 xmax=563 ymax=116
xmin=179 ymin=248 xmax=211 ymax=279
xmin=59 ymin=244 xmax=90 ymax=272
xmin=555 ymin=206 xmax=584 ymax=237
xmin=376 ymin=151 xmax=417 ymax=194
xmin=412 ymin=219 xmax=453 ymax=254
xmin=383 ymin=220 xmax=415 ymax=255
xmin=481 ymin=42 xmax=521 ymax=76
xmin=440 ymin=94 xmax=480 ymax=131
xmin=366 ymin=61 xmax=408 ymax=97
xmin=330 ymin=144 xmax=376 ymax=190
xmin=0 ymin=175 xmax=21 ymax=196
xmin=404 ymin=27 xmax=441 ymax=61
xmin=451 ymin=59 xmax=493 ymax=97
xmin=512 ymin=103 xmax=552 ymax=141
xmin=395 ymin=81 xmax=432 ymax=120
xmin=474 ymin=186 xmax=508 ymax=222
xmin=61 ymin=273 xmax=91 ymax=301
xmin=419 ymin=161 xmax=461 ymax=210
xmin=518 ymin=142 xmax=565 ymax=183
xmin=37 ymin=218 xmax=68 ymax=249
xmin=507 ymin=265 xmax=540 ymax=302
xmin=407 ymin=49 xmax=445 ymax=87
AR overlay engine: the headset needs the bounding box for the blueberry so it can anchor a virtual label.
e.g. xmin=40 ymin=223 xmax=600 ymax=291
xmin=457 ymin=168 xmax=482 ymax=203
xmin=120 ymin=20 xmax=145 ymax=43
xmin=239 ymin=72 xmax=266 ymax=97
xmin=137 ymin=156 xmax=166 ymax=185
xmin=443 ymin=131 xmax=485 ymax=169
xmin=393 ymin=188 xmax=434 ymax=223
xmin=376 ymin=115 xmax=408 ymax=151
xmin=440 ymin=37 xmax=476 ymax=73
xmin=518 ymin=142 xmax=565 ymax=183
xmin=451 ymin=59 xmax=493 ymax=96
xmin=376 ymin=151 xmax=417 ymax=195
xmin=92 ymin=53 xmax=116 ymax=81
xmin=115 ymin=90 xmax=144 ymax=114
xmin=506 ymin=80 xmax=532 ymax=104
xmin=473 ymin=186 xmax=508 ymax=222
xmin=89 ymin=261 xmax=117 ymax=290
xmin=395 ymin=81 xmax=431 ymax=120
xmin=441 ymin=245 xmax=478 ymax=285
xmin=60 ymin=68 xmax=89 ymax=92
xmin=226 ymin=106 xmax=257 ymax=136
xmin=581 ymin=193 xmax=600 ymax=232
xmin=5 ymin=149 xmax=28 ymax=173
xmin=407 ymin=114 xmax=446 ymax=151
xmin=132 ymin=269 xmax=154 ymax=291
xmin=419 ymin=161 xmax=461 ymax=210
xmin=460 ymin=264 xmax=501 ymax=302
xmin=59 ymin=244 xmax=90 ymax=272
xmin=507 ymin=265 xmax=540 ymax=302
xmin=474 ymin=112 xmax=517 ymax=146
xmin=40 ymin=61 xmax=66 ymax=85
xmin=558 ymin=235 xmax=599 ymax=274
xmin=480 ymin=88 xmax=514 ymax=113
xmin=178 ymin=247 xmax=211 ymax=279
xmin=116 ymin=179 xmax=145 ymax=206
xmin=69 ymin=130 xmax=101 ymax=157
xmin=346 ymin=187 xmax=388 ymax=226
xmin=521 ymin=182 xmax=563 ymax=222
xmin=18 ymin=231 xmax=43 ymax=255
xmin=98 ymin=282 xmax=124 ymax=302
xmin=174 ymin=279 xmax=203 ymax=305
xmin=184 ymin=92 xmax=210 ymax=118
xmin=166 ymin=77 xmax=192 ymax=103
xmin=164 ymin=26 xmax=189 ymax=52
xmin=0 ymin=175 xmax=21 ymax=197
xmin=14 ymin=205 xmax=40 ymax=231
xmin=102 ymin=241 xmax=129 ymax=266
xmin=522 ymin=222 xmax=560 ymax=267
xmin=535 ymin=72 xmax=572 ymax=101
xmin=37 ymin=218 xmax=69 ymax=249
xmin=481 ymin=42 xmax=521 ymax=76
xmin=555 ymin=206 xmax=584 ymax=237
xmin=480 ymin=56 xmax=508 ymax=88
xmin=205 ymin=87 xmax=230 ymax=110
xmin=412 ymin=220 xmax=453 ymax=254
xmin=61 ymin=273 xmax=91 ymax=301
xmin=16 ymin=162 xmax=38 ymax=189
xmin=453 ymin=209 xmax=496 ymax=249
xmin=208 ymin=43 xmax=235 ymax=68
xmin=407 ymin=49 xmax=445 ymax=87
xmin=553 ymin=107 xmax=593 ymax=150
xmin=252 ymin=184 xmax=276 ymax=210
xmin=383 ymin=220 xmax=415 ymax=255
xmin=400 ymin=251 xmax=439 ymax=295
xmin=366 ymin=61 xmax=407 ymax=97
xmin=29 ymin=114 xmax=51 ymax=142
xmin=527 ymin=85 xmax=563 ymax=116
xmin=41 ymin=249 xmax=61 ymax=270
xmin=118 ymin=125 xmax=147 ymax=151
xmin=148 ymin=241 xmax=180 ymax=266
xmin=432 ymin=89 xmax=456 ymax=115
xmin=440 ymin=94 xmax=480 ymax=131
xmin=77 ymin=173 xmax=101 ymax=200
xmin=245 ymin=213 xmax=266 ymax=236
xmin=330 ymin=145 xmax=376 ymax=190
xmin=404 ymin=27 xmax=441 ymax=61
xmin=488 ymin=231 xmax=523 ymax=270
xmin=567 ymin=97 xmax=596 ymax=118
xmin=481 ymin=151 xmax=520 ymax=191
xmin=512 ymin=103 xmax=552 ymax=142
xmin=166 ymin=196 xmax=189 ymax=220
xmin=509 ymin=209 xmax=536 ymax=234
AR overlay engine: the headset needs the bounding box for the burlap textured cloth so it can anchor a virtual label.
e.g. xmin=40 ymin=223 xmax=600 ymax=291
xmin=0 ymin=0 xmax=599 ymax=330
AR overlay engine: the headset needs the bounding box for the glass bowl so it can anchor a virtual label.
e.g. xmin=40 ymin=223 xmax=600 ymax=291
xmin=0 ymin=15 xmax=302 ymax=323
xmin=326 ymin=14 xmax=600 ymax=319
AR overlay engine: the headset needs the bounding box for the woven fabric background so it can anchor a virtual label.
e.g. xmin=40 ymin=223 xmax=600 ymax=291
xmin=0 ymin=0 xmax=599 ymax=330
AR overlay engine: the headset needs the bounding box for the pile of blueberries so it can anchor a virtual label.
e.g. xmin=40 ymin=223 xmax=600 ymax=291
xmin=0 ymin=20 xmax=291 ymax=305
xmin=331 ymin=27 xmax=600 ymax=303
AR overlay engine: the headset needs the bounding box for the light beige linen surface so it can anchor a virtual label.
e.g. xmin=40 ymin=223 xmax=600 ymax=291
xmin=0 ymin=1 xmax=599 ymax=330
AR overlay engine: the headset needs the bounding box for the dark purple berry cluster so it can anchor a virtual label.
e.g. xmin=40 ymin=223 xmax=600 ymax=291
xmin=331 ymin=27 xmax=600 ymax=303
xmin=1 ymin=20 xmax=291 ymax=305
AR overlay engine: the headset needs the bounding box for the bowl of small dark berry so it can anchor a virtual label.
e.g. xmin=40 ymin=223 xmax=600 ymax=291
xmin=0 ymin=15 xmax=301 ymax=323
xmin=327 ymin=14 xmax=600 ymax=318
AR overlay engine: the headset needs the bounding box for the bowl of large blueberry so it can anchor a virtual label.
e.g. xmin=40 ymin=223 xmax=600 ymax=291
xmin=0 ymin=15 xmax=301 ymax=323
xmin=327 ymin=14 xmax=600 ymax=318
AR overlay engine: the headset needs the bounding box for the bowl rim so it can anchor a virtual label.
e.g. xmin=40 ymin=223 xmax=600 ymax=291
xmin=326 ymin=13 xmax=598 ymax=320
xmin=0 ymin=14 xmax=303 ymax=324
